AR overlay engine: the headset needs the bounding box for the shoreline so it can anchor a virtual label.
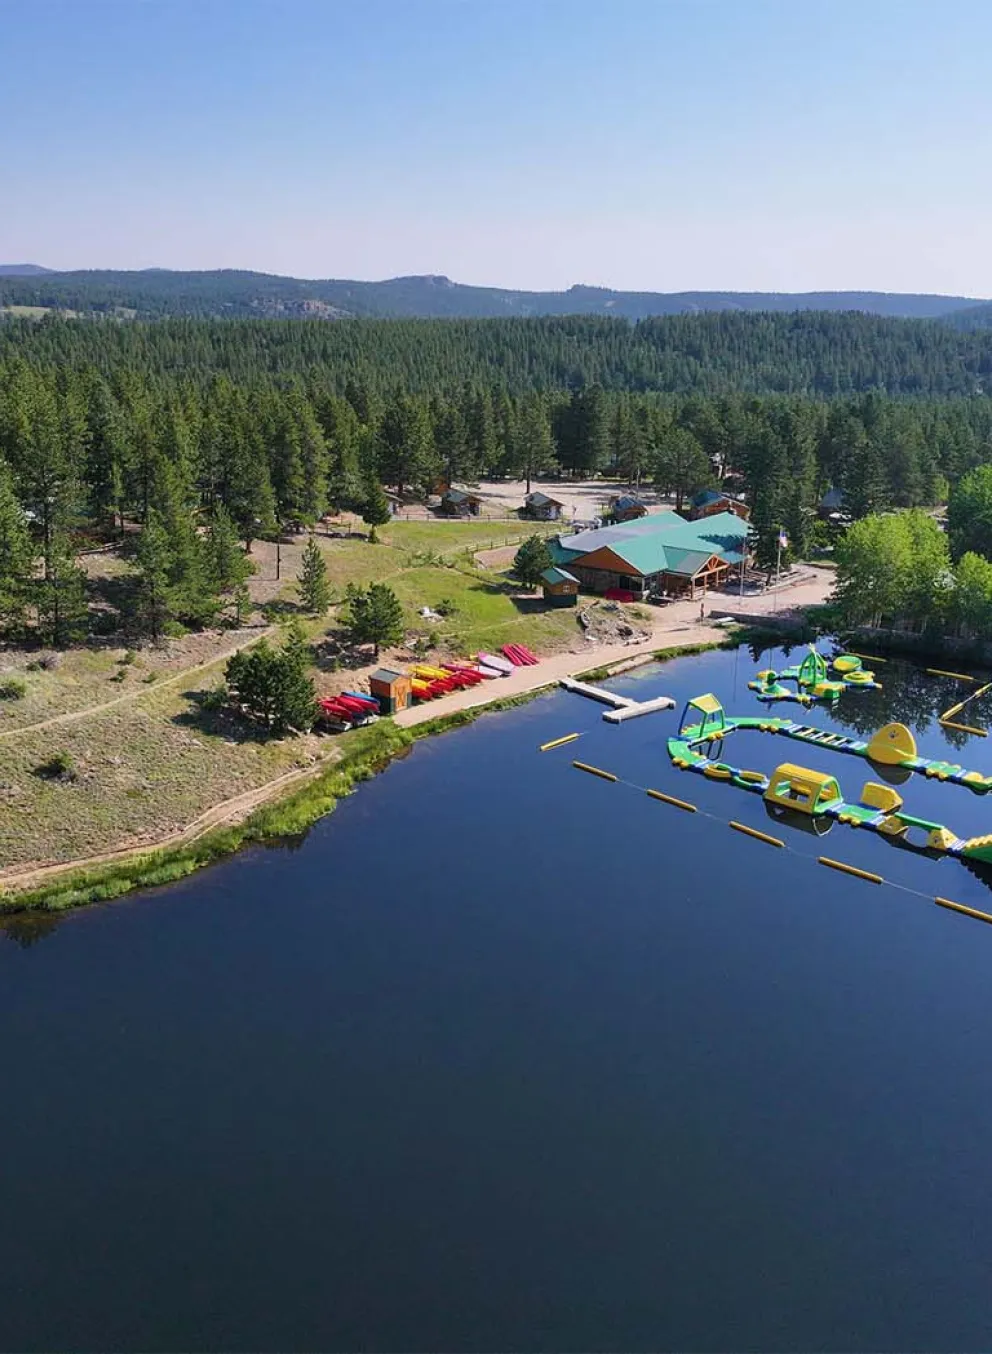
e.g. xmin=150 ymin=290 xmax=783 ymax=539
xmin=0 ymin=633 xmax=745 ymax=921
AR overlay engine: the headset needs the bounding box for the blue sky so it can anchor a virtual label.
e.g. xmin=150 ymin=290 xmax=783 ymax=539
xmin=3 ymin=0 xmax=991 ymax=294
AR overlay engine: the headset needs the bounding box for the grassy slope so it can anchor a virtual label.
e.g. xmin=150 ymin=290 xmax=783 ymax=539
xmin=0 ymin=520 xmax=566 ymax=873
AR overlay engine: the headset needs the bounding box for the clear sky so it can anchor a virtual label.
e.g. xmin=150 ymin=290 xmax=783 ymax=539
xmin=3 ymin=0 xmax=991 ymax=295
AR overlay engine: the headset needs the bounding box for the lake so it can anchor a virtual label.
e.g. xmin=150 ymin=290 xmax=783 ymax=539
xmin=4 ymin=642 xmax=992 ymax=1352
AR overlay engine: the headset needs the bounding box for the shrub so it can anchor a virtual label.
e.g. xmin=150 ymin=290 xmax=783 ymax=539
xmin=0 ymin=677 xmax=26 ymax=700
xmin=435 ymin=597 xmax=459 ymax=617
xmin=35 ymin=751 xmax=77 ymax=781
xmin=120 ymin=649 xmax=136 ymax=666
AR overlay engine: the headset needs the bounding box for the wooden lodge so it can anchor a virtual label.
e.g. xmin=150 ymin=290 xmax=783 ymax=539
xmin=546 ymin=510 xmax=749 ymax=602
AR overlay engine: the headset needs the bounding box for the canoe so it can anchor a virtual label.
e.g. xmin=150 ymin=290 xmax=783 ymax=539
xmin=478 ymin=651 xmax=514 ymax=675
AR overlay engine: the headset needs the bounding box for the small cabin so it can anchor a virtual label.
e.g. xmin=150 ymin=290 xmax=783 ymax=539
xmin=524 ymin=491 xmax=565 ymax=521
xmin=609 ymin=494 xmax=648 ymax=523
xmin=369 ymin=667 xmax=413 ymax=714
xmin=818 ymin=486 xmax=848 ymax=523
xmin=687 ymin=489 xmax=751 ymax=523
xmin=541 ymin=566 xmax=579 ymax=606
xmin=439 ymin=488 xmax=483 ymax=517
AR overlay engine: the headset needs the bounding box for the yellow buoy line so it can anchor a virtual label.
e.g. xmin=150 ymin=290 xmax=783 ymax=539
xmin=928 ymin=668 xmax=977 ymax=682
xmin=560 ymin=755 xmax=992 ymax=926
xmin=938 ymin=680 xmax=992 ymax=737
xmin=539 ymin=733 xmax=581 ymax=752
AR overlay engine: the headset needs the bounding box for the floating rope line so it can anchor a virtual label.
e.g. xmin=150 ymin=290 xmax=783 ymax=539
xmin=566 ymin=759 xmax=992 ymax=926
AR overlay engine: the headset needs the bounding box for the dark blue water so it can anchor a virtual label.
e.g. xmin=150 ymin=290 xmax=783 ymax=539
xmin=4 ymin=643 xmax=992 ymax=1352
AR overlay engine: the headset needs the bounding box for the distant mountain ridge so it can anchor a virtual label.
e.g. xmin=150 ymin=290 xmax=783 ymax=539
xmin=0 ymin=263 xmax=52 ymax=276
xmin=0 ymin=266 xmax=986 ymax=321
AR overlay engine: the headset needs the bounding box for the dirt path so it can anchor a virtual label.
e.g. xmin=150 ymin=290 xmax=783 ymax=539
xmin=0 ymin=627 xmax=274 ymax=744
xmin=0 ymin=750 xmax=339 ymax=892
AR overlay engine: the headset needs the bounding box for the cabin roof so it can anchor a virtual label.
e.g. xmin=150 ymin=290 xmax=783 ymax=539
xmin=541 ymin=566 xmax=578 ymax=585
xmin=555 ymin=510 xmax=747 ymax=576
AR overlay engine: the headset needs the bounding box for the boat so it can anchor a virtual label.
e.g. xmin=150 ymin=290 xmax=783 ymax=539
xmin=477 ymin=651 xmax=514 ymax=676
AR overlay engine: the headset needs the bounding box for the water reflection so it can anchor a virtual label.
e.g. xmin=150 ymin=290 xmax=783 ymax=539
xmin=1 ymin=911 xmax=62 ymax=948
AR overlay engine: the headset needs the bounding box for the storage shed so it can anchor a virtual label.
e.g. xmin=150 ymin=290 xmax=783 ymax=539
xmin=524 ymin=491 xmax=566 ymax=521
xmin=439 ymin=488 xmax=483 ymax=517
xmin=541 ymin=566 xmax=580 ymax=606
xmin=369 ymin=667 xmax=413 ymax=714
xmin=609 ymin=494 xmax=649 ymax=523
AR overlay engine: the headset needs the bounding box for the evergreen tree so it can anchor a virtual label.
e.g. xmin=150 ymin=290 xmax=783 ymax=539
xmin=345 ymin=582 xmax=404 ymax=656
xmin=378 ymin=395 xmax=439 ymax=499
xmin=297 ymin=536 xmax=331 ymax=613
xmin=512 ymin=534 xmax=554 ymax=589
xmin=0 ymin=457 xmax=36 ymax=633
xmin=653 ymin=427 xmax=712 ymax=513
xmin=509 ymin=395 xmax=557 ymax=493
xmin=36 ymin=533 xmax=88 ymax=647
xmin=225 ymin=640 xmax=316 ymax=735
xmin=206 ymin=503 xmax=254 ymax=593
xmin=132 ymin=510 xmax=176 ymax=639
xmin=84 ymin=378 xmax=127 ymax=532
xmin=361 ymin=479 xmax=392 ymax=530
xmin=232 ymin=582 xmax=253 ymax=627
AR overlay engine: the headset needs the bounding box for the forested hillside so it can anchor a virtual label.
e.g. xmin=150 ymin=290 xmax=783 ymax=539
xmin=0 ymin=267 xmax=982 ymax=321
xmin=3 ymin=311 xmax=992 ymax=396
xmin=3 ymin=310 xmax=992 ymax=648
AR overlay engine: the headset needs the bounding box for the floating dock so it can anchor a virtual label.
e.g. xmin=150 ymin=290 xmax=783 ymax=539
xmin=603 ymin=694 xmax=676 ymax=723
xmin=561 ymin=677 xmax=675 ymax=723
xmin=560 ymin=677 xmax=633 ymax=708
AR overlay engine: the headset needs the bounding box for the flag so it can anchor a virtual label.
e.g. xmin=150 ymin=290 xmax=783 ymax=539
xmin=777 ymin=529 xmax=789 ymax=550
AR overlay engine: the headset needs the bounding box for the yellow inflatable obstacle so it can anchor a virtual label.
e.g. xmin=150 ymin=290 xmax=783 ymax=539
xmin=866 ymin=722 xmax=917 ymax=765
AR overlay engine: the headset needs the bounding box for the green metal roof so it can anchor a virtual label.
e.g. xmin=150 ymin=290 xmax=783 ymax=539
xmin=559 ymin=511 xmax=747 ymax=573
xmin=599 ymin=535 xmax=672 ymax=576
xmin=541 ymin=566 xmax=578 ymax=585
xmin=662 ymin=547 xmax=717 ymax=577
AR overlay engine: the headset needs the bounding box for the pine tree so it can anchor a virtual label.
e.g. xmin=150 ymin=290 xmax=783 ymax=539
xmin=653 ymin=427 xmax=712 ymax=513
xmin=282 ymin=616 xmax=312 ymax=671
xmin=361 ymin=480 xmax=392 ymax=530
xmin=297 ymin=536 xmax=331 ymax=613
xmin=232 ymin=582 xmax=253 ymax=627
xmin=510 ymin=396 xmax=557 ymax=493
xmin=133 ymin=511 xmax=176 ymax=640
xmin=345 ymin=582 xmax=404 ymax=656
xmin=206 ymin=504 xmax=253 ymax=593
xmin=0 ymin=457 xmax=36 ymax=634
xmin=36 ymin=533 xmax=88 ymax=647
xmin=512 ymin=535 xmax=554 ymax=589
xmin=225 ymin=640 xmax=316 ymax=735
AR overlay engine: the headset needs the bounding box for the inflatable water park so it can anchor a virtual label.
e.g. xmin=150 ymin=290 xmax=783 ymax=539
xmin=748 ymin=648 xmax=881 ymax=705
xmin=542 ymin=643 xmax=992 ymax=920
xmin=666 ymin=691 xmax=992 ymax=865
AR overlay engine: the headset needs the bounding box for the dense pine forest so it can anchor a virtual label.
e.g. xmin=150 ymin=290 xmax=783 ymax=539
xmin=2 ymin=311 xmax=992 ymax=645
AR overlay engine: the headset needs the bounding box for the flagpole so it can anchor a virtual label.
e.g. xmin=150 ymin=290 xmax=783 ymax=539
xmin=774 ymin=528 xmax=782 ymax=611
